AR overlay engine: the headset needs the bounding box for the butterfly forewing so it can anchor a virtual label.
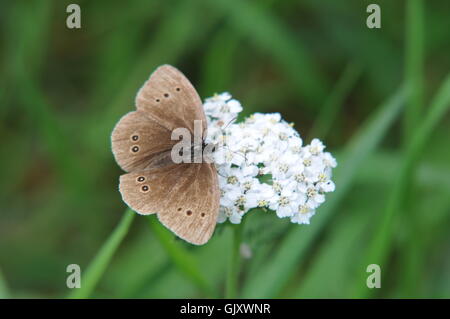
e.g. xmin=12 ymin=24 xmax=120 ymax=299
xmin=135 ymin=64 xmax=207 ymax=135
xmin=111 ymin=110 xmax=175 ymax=172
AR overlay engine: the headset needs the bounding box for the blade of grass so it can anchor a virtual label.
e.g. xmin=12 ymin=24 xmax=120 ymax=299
xmin=207 ymin=0 xmax=329 ymax=106
xmin=199 ymin=29 xmax=240 ymax=96
xmin=241 ymin=87 xmax=407 ymax=298
xmin=136 ymin=224 xmax=232 ymax=298
xmin=404 ymin=0 xmax=425 ymax=137
xmin=18 ymin=72 xmax=88 ymax=198
xmin=103 ymin=230 xmax=170 ymax=298
xmin=84 ymin=0 xmax=221 ymax=159
xmin=4 ymin=1 xmax=52 ymax=79
xmin=147 ymin=216 xmax=215 ymax=297
xmin=303 ymin=0 xmax=400 ymax=96
xmin=199 ymin=0 xmax=276 ymax=97
xmin=293 ymin=213 xmax=368 ymax=298
xmin=400 ymin=0 xmax=425 ymax=297
xmin=309 ymin=62 xmax=363 ymax=139
xmin=5 ymin=1 xmax=87 ymax=201
xmin=86 ymin=1 xmax=162 ymax=119
xmin=354 ymin=72 xmax=450 ymax=298
xmin=356 ymin=152 xmax=450 ymax=192
xmin=68 ymin=208 xmax=135 ymax=299
xmin=5 ymin=1 xmax=86 ymax=196
xmin=0 ymin=268 xmax=10 ymax=299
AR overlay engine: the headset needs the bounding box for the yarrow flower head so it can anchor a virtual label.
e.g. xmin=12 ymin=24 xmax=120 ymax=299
xmin=203 ymin=93 xmax=337 ymax=225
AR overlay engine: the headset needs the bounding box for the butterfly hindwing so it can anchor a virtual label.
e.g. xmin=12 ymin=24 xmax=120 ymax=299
xmin=119 ymin=163 xmax=219 ymax=245
xmin=157 ymin=162 xmax=220 ymax=245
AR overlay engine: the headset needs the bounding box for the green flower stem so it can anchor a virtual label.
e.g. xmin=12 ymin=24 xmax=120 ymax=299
xmin=225 ymin=222 xmax=244 ymax=298
xmin=68 ymin=208 xmax=135 ymax=299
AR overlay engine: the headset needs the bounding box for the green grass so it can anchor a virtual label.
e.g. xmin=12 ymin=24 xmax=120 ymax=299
xmin=0 ymin=268 xmax=10 ymax=299
xmin=355 ymin=72 xmax=450 ymax=298
xmin=1 ymin=0 xmax=449 ymax=299
xmin=68 ymin=209 xmax=135 ymax=299
xmin=147 ymin=216 xmax=214 ymax=297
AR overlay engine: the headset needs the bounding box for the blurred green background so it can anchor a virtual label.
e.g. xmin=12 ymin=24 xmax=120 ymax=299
xmin=1 ymin=0 xmax=449 ymax=298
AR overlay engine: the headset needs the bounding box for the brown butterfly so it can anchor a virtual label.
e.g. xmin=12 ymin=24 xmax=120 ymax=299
xmin=111 ymin=65 xmax=220 ymax=245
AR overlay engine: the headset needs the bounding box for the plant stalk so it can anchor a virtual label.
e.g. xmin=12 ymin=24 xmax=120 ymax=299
xmin=225 ymin=223 xmax=244 ymax=298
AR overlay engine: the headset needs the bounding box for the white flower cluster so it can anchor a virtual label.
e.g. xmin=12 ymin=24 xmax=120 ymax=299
xmin=203 ymin=93 xmax=337 ymax=225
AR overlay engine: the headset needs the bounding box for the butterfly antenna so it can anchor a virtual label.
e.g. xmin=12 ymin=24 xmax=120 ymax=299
xmin=215 ymin=116 xmax=249 ymax=166
xmin=222 ymin=115 xmax=238 ymax=130
xmin=217 ymin=171 xmax=227 ymax=178
xmin=229 ymin=149 xmax=248 ymax=164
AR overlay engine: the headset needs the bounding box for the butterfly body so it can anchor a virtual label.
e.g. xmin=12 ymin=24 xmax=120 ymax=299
xmin=111 ymin=65 xmax=220 ymax=245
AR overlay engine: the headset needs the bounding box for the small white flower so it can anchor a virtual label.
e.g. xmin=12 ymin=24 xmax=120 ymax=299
xmin=269 ymin=181 xmax=300 ymax=218
xmin=307 ymin=138 xmax=325 ymax=155
xmin=204 ymin=92 xmax=242 ymax=125
xmin=290 ymin=205 xmax=315 ymax=224
xmin=316 ymin=171 xmax=336 ymax=193
xmin=298 ymin=183 xmax=325 ymax=209
xmin=246 ymin=183 xmax=276 ymax=208
xmin=218 ymin=206 xmax=243 ymax=224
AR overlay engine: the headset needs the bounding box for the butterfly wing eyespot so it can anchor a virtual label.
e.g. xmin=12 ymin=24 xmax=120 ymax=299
xmin=131 ymin=146 xmax=139 ymax=152
xmin=186 ymin=210 xmax=192 ymax=216
xmin=131 ymin=134 xmax=139 ymax=141
xmin=131 ymin=145 xmax=139 ymax=153
xmin=164 ymin=93 xmax=169 ymax=98
xmin=141 ymin=185 xmax=149 ymax=193
xmin=136 ymin=176 xmax=145 ymax=182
